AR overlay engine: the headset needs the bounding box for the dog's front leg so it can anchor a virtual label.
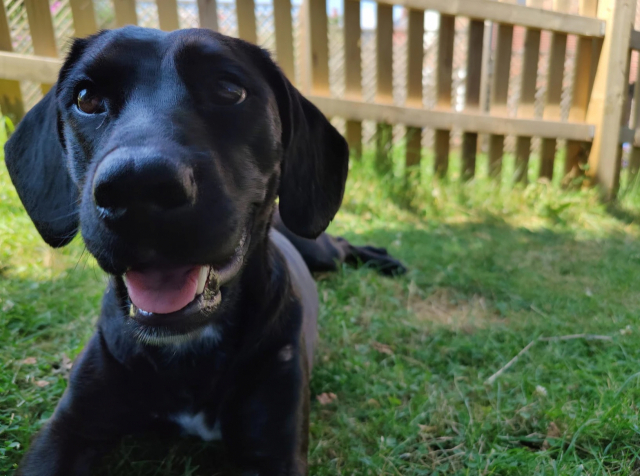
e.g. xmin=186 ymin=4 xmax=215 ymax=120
xmin=221 ymin=343 xmax=310 ymax=476
xmin=16 ymin=414 xmax=113 ymax=476
xmin=17 ymin=332 xmax=135 ymax=476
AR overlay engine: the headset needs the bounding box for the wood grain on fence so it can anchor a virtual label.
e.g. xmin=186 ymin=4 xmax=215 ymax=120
xmin=344 ymin=0 xmax=362 ymax=157
xmin=564 ymin=0 xmax=599 ymax=181
xmin=0 ymin=52 xmax=62 ymax=83
xmin=488 ymin=23 xmax=513 ymax=177
xmin=69 ymin=0 xmax=97 ymax=38
xmin=302 ymin=0 xmax=329 ymax=95
xmin=274 ymin=0 xmax=295 ymax=80
xmin=405 ymin=8 xmax=423 ymax=170
xmin=375 ymin=3 xmax=393 ymax=172
xmin=237 ymin=0 xmax=257 ymax=43
xmin=114 ymin=0 xmax=138 ymax=26
xmin=586 ymin=0 xmax=637 ymax=197
xmin=461 ymin=19 xmax=483 ymax=180
xmin=0 ymin=0 xmax=24 ymax=121
xmin=197 ymin=0 xmax=218 ymax=30
xmin=310 ymin=96 xmax=593 ymax=141
xmin=1 ymin=0 xmax=634 ymax=199
xmin=157 ymin=0 xmax=180 ymax=31
xmin=513 ymin=0 xmax=542 ymax=184
xmin=24 ymin=0 xmax=58 ymax=94
xmin=434 ymin=13 xmax=454 ymax=177
xmin=375 ymin=0 xmax=604 ymax=37
xmin=539 ymin=0 xmax=568 ymax=180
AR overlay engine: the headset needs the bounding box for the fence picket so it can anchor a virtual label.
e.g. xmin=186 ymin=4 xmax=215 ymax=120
xmin=69 ymin=0 xmax=97 ymax=37
xmin=565 ymin=0 xmax=599 ymax=181
xmin=24 ymin=0 xmax=58 ymax=94
xmin=344 ymin=0 xmax=362 ymax=157
xmin=0 ymin=0 xmax=24 ymax=121
xmin=157 ymin=0 xmax=180 ymax=31
xmin=302 ymin=0 xmax=329 ymax=95
xmin=461 ymin=19 xmax=483 ymax=180
xmin=513 ymin=0 xmax=542 ymax=184
xmin=375 ymin=3 xmax=393 ymax=172
xmin=197 ymin=0 xmax=219 ymax=30
xmin=434 ymin=13 xmax=454 ymax=176
xmin=237 ymin=0 xmax=257 ymax=43
xmin=539 ymin=0 xmax=568 ymax=180
xmin=274 ymin=0 xmax=294 ymax=79
xmin=488 ymin=23 xmax=513 ymax=177
xmin=114 ymin=0 xmax=138 ymax=26
xmin=405 ymin=8 xmax=423 ymax=169
xmin=586 ymin=0 xmax=637 ymax=197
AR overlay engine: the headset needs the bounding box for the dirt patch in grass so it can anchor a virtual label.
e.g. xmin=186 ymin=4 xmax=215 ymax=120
xmin=410 ymin=287 xmax=503 ymax=331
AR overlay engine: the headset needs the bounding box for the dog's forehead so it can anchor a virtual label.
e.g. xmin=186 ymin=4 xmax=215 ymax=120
xmin=77 ymin=27 xmax=238 ymax=75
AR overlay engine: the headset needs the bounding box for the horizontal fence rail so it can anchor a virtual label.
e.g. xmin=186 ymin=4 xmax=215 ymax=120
xmin=0 ymin=0 xmax=639 ymax=196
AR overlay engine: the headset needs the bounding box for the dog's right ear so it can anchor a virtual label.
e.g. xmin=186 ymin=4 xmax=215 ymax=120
xmin=4 ymin=87 xmax=79 ymax=248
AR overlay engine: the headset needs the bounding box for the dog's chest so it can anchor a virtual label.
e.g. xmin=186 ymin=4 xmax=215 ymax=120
xmin=169 ymin=411 xmax=222 ymax=441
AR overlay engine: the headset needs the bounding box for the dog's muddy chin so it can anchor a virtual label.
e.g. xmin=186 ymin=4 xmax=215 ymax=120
xmin=123 ymin=230 xmax=249 ymax=343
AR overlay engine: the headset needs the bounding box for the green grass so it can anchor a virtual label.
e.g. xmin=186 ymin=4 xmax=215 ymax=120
xmin=4 ymin=138 xmax=640 ymax=475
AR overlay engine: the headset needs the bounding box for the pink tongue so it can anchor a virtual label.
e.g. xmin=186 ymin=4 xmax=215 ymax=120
xmin=124 ymin=266 xmax=200 ymax=314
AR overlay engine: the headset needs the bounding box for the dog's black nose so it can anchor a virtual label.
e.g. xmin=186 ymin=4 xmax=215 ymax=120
xmin=93 ymin=148 xmax=196 ymax=220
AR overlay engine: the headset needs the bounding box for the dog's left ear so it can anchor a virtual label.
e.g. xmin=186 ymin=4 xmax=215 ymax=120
xmin=257 ymin=51 xmax=349 ymax=239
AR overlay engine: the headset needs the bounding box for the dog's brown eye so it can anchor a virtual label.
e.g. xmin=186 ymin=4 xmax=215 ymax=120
xmin=77 ymin=88 xmax=105 ymax=114
xmin=212 ymin=80 xmax=246 ymax=105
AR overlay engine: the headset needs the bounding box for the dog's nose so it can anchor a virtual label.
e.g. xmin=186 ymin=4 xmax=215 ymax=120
xmin=93 ymin=149 xmax=196 ymax=220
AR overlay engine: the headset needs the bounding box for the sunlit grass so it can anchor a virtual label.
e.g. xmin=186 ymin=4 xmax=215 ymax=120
xmin=3 ymin=136 xmax=640 ymax=474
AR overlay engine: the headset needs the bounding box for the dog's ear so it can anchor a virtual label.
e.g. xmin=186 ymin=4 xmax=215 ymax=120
xmin=258 ymin=53 xmax=349 ymax=239
xmin=4 ymin=88 xmax=79 ymax=248
xmin=276 ymin=78 xmax=349 ymax=239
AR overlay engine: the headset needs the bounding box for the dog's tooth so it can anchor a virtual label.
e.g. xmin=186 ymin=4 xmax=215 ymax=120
xmin=129 ymin=304 xmax=136 ymax=317
xmin=196 ymin=266 xmax=210 ymax=295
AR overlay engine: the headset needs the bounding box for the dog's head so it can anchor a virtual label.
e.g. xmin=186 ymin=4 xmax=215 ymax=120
xmin=5 ymin=26 xmax=348 ymax=343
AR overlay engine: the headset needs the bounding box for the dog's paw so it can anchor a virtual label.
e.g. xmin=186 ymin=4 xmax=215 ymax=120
xmin=350 ymin=245 xmax=407 ymax=276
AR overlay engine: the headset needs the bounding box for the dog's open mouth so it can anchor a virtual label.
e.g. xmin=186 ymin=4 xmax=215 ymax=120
xmin=123 ymin=230 xmax=249 ymax=331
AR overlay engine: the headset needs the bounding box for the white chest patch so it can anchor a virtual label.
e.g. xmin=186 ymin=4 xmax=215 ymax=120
xmin=170 ymin=412 xmax=222 ymax=441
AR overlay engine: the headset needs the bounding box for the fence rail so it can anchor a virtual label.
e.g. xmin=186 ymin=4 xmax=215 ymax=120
xmin=0 ymin=0 xmax=639 ymax=196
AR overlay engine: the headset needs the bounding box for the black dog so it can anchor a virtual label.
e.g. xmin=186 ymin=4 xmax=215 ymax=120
xmin=5 ymin=26 xmax=404 ymax=476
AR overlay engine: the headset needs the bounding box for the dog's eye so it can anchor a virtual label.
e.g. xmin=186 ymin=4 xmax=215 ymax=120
xmin=212 ymin=80 xmax=246 ymax=105
xmin=77 ymin=88 xmax=105 ymax=114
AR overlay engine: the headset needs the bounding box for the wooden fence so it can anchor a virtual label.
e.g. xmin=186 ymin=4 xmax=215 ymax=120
xmin=0 ymin=0 xmax=639 ymax=196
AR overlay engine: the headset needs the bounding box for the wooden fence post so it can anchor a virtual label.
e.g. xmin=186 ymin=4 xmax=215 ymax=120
xmin=461 ymin=19 xmax=484 ymax=180
xmin=586 ymin=0 xmax=637 ymax=198
xmin=237 ymin=0 xmax=257 ymax=44
xmin=487 ymin=22 xmax=513 ymax=178
xmin=344 ymin=0 xmax=362 ymax=157
xmin=564 ymin=0 xmax=599 ymax=183
xmin=274 ymin=0 xmax=295 ymax=79
xmin=375 ymin=3 xmax=393 ymax=173
xmin=301 ymin=0 xmax=329 ymax=96
xmin=69 ymin=0 xmax=98 ymax=38
xmin=513 ymin=0 xmax=542 ymax=184
xmin=434 ymin=13 xmax=455 ymax=177
xmin=24 ymin=0 xmax=58 ymax=94
xmin=114 ymin=0 xmax=138 ymax=26
xmin=539 ymin=0 xmax=569 ymax=180
xmin=198 ymin=0 xmax=219 ymax=30
xmin=0 ymin=0 xmax=24 ymax=122
xmin=157 ymin=0 xmax=180 ymax=31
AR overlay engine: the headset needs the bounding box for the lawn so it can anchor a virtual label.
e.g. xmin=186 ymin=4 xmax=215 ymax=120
xmin=3 ymin=139 xmax=640 ymax=475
